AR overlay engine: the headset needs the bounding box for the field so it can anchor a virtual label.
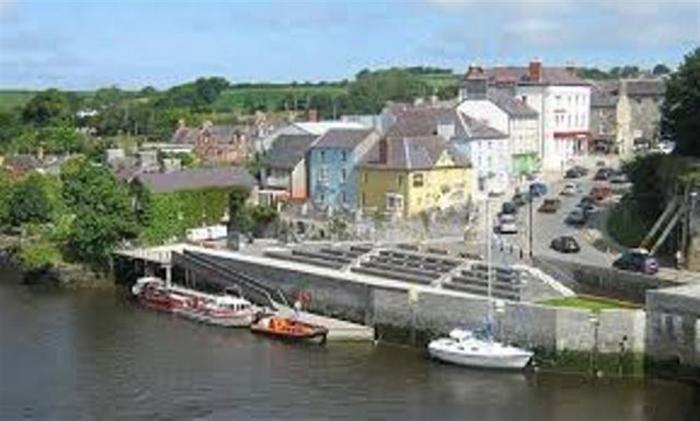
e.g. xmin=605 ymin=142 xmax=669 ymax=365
xmin=419 ymin=72 xmax=460 ymax=89
xmin=0 ymin=91 xmax=36 ymax=111
xmin=213 ymin=85 xmax=347 ymax=112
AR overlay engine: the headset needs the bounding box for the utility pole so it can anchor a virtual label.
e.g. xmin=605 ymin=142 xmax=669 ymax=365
xmin=528 ymin=197 xmax=534 ymax=258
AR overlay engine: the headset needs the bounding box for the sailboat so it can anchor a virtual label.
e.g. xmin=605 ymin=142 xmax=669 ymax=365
xmin=428 ymin=199 xmax=534 ymax=370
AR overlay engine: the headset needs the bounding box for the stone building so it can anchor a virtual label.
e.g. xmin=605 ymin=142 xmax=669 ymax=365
xmin=615 ymin=79 xmax=666 ymax=157
xmin=589 ymin=81 xmax=619 ymax=153
xmin=171 ymin=121 xmax=249 ymax=165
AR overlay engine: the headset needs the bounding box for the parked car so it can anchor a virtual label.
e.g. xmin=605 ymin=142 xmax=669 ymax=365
xmin=565 ymin=169 xmax=580 ymax=179
xmin=529 ymin=182 xmax=548 ymax=198
xmin=538 ymin=198 xmax=561 ymax=213
xmin=590 ymin=186 xmax=613 ymax=202
xmin=560 ymin=182 xmax=581 ymax=196
xmin=596 ymin=160 xmax=607 ymax=167
xmin=565 ymin=208 xmax=587 ymax=225
xmin=571 ymin=165 xmax=589 ymax=176
xmin=550 ymin=236 xmax=580 ymax=253
xmin=612 ymin=249 xmax=659 ymax=275
xmin=499 ymin=213 xmax=516 ymax=223
xmin=577 ymin=196 xmax=596 ymax=213
xmin=498 ymin=221 xmax=518 ymax=234
xmin=501 ymin=201 xmax=517 ymax=215
xmin=594 ymin=168 xmax=613 ymax=181
xmin=609 ymin=171 xmax=629 ymax=184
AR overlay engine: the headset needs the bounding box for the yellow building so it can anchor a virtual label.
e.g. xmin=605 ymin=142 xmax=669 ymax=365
xmin=357 ymin=136 xmax=473 ymax=218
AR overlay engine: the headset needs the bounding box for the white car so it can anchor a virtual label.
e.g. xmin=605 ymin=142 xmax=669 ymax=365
xmin=499 ymin=213 xmax=516 ymax=224
xmin=498 ymin=221 xmax=518 ymax=234
xmin=560 ymin=182 xmax=580 ymax=196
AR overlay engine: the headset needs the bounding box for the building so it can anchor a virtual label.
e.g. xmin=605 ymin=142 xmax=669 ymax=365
xmin=307 ymin=128 xmax=379 ymax=213
xmin=457 ymin=66 xmax=540 ymax=178
xmin=357 ymin=136 xmax=472 ymax=218
xmin=260 ymin=134 xmax=318 ymax=201
xmin=386 ymin=104 xmax=509 ymax=196
xmin=646 ymin=284 xmax=700 ymax=378
xmin=483 ymin=61 xmax=591 ymax=171
xmin=589 ymin=81 xmax=619 ymax=153
xmin=615 ymin=79 xmax=666 ymax=157
xmin=171 ymin=121 xmax=249 ymax=165
xmin=258 ymin=120 xmax=365 ymax=153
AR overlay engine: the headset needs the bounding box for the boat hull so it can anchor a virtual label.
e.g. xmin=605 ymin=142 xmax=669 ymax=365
xmin=250 ymin=317 xmax=328 ymax=344
xmin=428 ymin=345 xmax=533 ymax=370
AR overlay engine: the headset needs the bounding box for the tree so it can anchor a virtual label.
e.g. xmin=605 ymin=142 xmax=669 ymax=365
xmin=21 ymin=89 xmax=73 ymax=126
xmin=61 ymin=158 xmax=138 ymax=268
xmin=7 ymin=173 xmax=53 ymax=226
xmin=662 ymin=48 xmax=700 ymax=157
xmin=228 ymin=186 xmax=252 ymax=233
xmin=652 ymin=64 xmax=671 ymax=76
xmin=0 ymin=110 xmax=23 ymax=152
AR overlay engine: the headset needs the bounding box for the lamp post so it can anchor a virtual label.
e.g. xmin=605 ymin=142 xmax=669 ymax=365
xmin=589 ymin=314 xmax=600 ymax=376
xmin=528 ymin=196 xmax=534 ymax=259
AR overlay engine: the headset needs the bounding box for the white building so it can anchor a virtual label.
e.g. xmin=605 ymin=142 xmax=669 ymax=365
xmin=483 ymin=61 xmax=591 ymax=172
xmin=457 ymin=66 xmax=540 ymax=178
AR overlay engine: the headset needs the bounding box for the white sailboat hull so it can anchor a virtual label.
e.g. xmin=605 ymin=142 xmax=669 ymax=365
xmin=429 ymin=346 xmax=532 ymax=369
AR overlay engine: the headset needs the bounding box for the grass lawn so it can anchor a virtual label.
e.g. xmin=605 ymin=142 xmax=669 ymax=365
xmin=418 ymin=73 xmax=460 ymax=89
xmin=0 ymin=90 xmax=36 ymax=111
xmin=543 ymin=295 xmax=640 ymax=311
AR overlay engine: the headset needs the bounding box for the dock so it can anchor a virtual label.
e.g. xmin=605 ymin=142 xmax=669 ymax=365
xmin=276 ymin=305 xmax=375 ymax=342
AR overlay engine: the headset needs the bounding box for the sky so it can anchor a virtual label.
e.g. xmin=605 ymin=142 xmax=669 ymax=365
xmin=1 ymin=0 xmax=699 ymax=90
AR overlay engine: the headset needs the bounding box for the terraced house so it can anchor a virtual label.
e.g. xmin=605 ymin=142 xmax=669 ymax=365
xmin=357 ymin=136 xmax=472 ymax=218
xmin=307 ymin=128 xmax=380 ymax=213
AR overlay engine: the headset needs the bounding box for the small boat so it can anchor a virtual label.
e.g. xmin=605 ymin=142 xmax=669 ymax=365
xmin=250 ymin=316 xmax=328 ymax=344
xmin=428 ymin=329 xmax=533 ymax=370
xmin=131 ymin=277 xmax=257 ymax=327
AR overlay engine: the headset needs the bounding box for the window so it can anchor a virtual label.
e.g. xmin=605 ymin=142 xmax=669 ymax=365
xmin=521 ymin=95 xmax=527 ymax=104
xmin=341 ymin=150 xmax=347 ymax=162
xmin=318 ymin=166 xmax=328 ymax=183
xmin=363 ymin=173 xmax=368 ymax=183
xmin=385 ymin=193 xmax=404 ymax=211
xmin=341 ymin=169 xmax=347 ymax=182
xmin=320 ymin=150 xmax=326 ymax=162
xmin=361 ymin=192 xmax=366 ymax=206
xmin=412 ymin=173 xmax=424 ymax=187
xmin=398 ymin=175 xmax=404 ymax=188
xmin=341 ymin=191 xmax=347 ymax=203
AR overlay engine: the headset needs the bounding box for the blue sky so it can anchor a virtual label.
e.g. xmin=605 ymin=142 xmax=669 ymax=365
xmin=1 ymin=0 xmax=698 ymax=90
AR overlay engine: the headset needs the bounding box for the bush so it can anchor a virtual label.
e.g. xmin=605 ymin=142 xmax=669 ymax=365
xmin=20 ymin=240 xmax=62 ymax=269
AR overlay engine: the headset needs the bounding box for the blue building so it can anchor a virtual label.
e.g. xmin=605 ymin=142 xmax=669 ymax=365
xmin=307 ymin=128 xmax=378 ymax=212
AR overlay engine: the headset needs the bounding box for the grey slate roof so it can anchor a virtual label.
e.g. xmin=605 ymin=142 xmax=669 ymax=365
xmin=625 ymin=79 xmax=665 ymax=97
xmin=171 ymin=127 xmax=198 ymax=144
xmin=483 ymin=66 xmax=589 ymax=86
xmin=136 ymin=167 xmax=256 ymax=193
xmin=486 ymin=89 xmax=538 ymax=118
xmin=261 ymin=134 xmax=318 ymax=169
xmin=386 ymin=105 xmax=507 ymax=140
xmin=313 ymin=128 xmax=374 ymax=149
xmin=359 ymin=136 xmax=470 ymax=170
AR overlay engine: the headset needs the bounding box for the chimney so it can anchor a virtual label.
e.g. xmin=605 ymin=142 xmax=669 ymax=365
xmin=307 ymin=108 xmax=318 ymax=122
xmin=462 ymin=64 xmax=487 ymax=100
xmin=378 ymin=137 xmax=389 ymax=164
xmin=565 ymin=61 xmax=576 ymax=75
xmin=529 ymin=59 xmax=542 ymax=82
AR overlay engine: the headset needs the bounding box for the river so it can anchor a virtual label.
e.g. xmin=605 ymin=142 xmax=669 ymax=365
xmin=0 ymin=270 xmax=698 ymax=421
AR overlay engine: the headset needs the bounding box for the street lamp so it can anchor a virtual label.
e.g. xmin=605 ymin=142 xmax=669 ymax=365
xmin=589 ymin=315 xmax=600 ymax=376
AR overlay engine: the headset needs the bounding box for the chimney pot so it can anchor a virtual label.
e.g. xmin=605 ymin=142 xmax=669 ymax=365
xmin=529 ymin=59 xmax=542 ymax=82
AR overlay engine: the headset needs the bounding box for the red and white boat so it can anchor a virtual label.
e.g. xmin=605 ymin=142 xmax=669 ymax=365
xmin=131 ymin=277 xmax=257 ymax=327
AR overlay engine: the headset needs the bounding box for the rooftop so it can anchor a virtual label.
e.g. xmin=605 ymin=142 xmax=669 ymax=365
xmin=483 ymin=66 xmax=589 ymax=86
xmin=486 ymin=88 xmax=538 ymax=118
xmin=623 ymin=79 xmax=666 ymax=97
xmin=293 ymin=121 xmax=365 ymax=135
xmin=386 ymin=105 xmax=506 ymax=140
xmin=261 ymin=134 xmax=318 ymax=169
xmin=135 ymin=166 xmax=256 ymax=193
xmin=359 ymin=136 xmax=470 ymax=170
xmin=313 ymin=128 xmax=375 ymax=149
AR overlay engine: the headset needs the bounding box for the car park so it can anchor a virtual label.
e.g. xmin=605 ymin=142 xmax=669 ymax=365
xmin=550 ymin=236 xmax=580 ymax=253
xmin=577 ymin=196 xmax=596 ymax=213
xmin=565 ymin=169 xmax=580 ymax=179
xmin=538 ymin=198 xmax=561 ymax=213
xmin=612 ymin=249 xmax=659 ymax=275
xmin=565 ymin=208 xmax=587 ymax=225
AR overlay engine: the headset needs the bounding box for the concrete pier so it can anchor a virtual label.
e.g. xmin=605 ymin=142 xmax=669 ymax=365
xmin=276 ymin=305 xmax=375 ymax=342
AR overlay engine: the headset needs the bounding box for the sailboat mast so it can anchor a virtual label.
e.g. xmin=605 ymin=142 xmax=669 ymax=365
xmin=485 ymin=198 xmax=493 ymax=325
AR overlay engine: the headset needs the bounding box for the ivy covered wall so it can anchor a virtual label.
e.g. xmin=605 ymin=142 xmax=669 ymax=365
xmin=138 ymin=186 xmax=231 ymax=245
